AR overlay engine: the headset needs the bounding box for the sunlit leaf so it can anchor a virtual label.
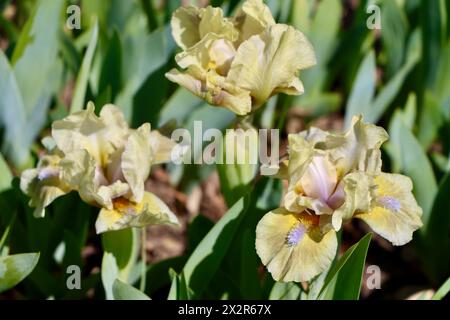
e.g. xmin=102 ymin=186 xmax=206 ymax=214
xmin=71 ymin=22 xmax=99 ymax=112
xmin=0 ymin=253 xmax=40 ymax=293
xmin=319 ymin=233 xmax=372 ymax=300
xmin=113 ymin=278 xmax=151 ymax=300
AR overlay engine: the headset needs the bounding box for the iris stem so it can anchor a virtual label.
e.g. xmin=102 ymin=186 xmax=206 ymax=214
xmin=140 ymin=227 xmax=147 ymax=292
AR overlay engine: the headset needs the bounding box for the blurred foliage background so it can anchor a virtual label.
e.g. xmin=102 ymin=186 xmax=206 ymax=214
xmin=0 ymin=0 xmax=449 ymax=300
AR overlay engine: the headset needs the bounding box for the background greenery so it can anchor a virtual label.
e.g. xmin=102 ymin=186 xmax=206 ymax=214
xmin=0 ymin=0 xmax=449 ymax=300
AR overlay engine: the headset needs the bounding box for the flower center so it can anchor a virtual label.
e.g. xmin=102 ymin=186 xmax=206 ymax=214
xmin=300 ymin=156 xmax=337 ymax=203
xmin=38 ymin=167 xmax=60 ymax=181
xmin=112 ymin=197 xmax=140 ymax=215
xmin=378 ymin=196 xmax=401 ymax=212
xmin=286 ymin=223 xmax=306 ymax=247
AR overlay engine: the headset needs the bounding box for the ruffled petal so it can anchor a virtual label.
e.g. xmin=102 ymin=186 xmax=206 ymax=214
xmin=233 ymin=0 xmax=275 ymax=44
xmin=175 ymin=33 xmax=236 ymax=74
xmin=286 ymin=133 xmax=315 ymax=188
xmin=355 ymin=173 xmax=423 ymax=246
xmin=198 ymin=6 xmax=238 ymax=43
xmin=316 ymin=115 xmax=388 ymax=176
xmin=95 ymin=192 xmax=180 ymax=234
xmin=256 ymin=208 xmax=337 ymax=282
xmin=228 ymin=24 xmax=316 ymax=107
xmin=171 ymin=6 xmax=202 ymax=50
xmin=59 ymin=149 xmax=103 ymax=207
xmin=171 ymin=6 xmax=237 ymax=50
xmin=51 ymin=103 xmax=129 ymax=165
xmin=331 ymin=172 xmax=374 ymax=231
xmin=121 ymin=124 xmax=153 ymax=203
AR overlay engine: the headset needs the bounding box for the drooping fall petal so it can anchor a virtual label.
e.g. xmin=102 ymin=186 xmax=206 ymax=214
xmin=20 ymin=155 xmax=71 ymax=218
xmin=95 ymin=192 xmax=179 ymax=234
xmin=355 ymin=173 xmax=423 ymax=246
xmin=256 ymin=208 xmax=337 ymax=282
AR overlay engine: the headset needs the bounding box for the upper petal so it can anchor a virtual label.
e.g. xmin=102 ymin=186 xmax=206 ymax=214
xmin=198 ymin=6 xmax=238 ymax=43
xmin=171 ymin=6 xmax=202 ymax=50
xmin=256 ymin=208 xmax=337 ymax=282
xmin=51 ymin=103 xmax=129 ymax=165
xmin=286 ymin=133 xmax=316 ymax=188
xmin=316 ymin=115 xmax=388 ymax=176
xmin=300 ymin=155 xmax=337 ymax=202
xmin=228 ymin=24 xmax=316 ymax=107
xmin=175 ymin=33 xmax=236 ymax=74
xmin=171 ymin=6 xmax=237 ymax=50
xmin=121 ymin=124 xmax=153 ymax=203
xmin=59 ymin=149 xmax=104 ymax=207
xmin=355 ymin=173 xmax=423 ymax=246
xmin=233 ymin=0 xmax=276 ymax=44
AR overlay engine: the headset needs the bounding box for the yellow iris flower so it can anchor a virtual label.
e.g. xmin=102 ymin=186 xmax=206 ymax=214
xmin=166 ymin=0 xmax=316 ymax=115
xmin=20 ymin=103 xmax=179 ymax=234
xmin=256 ymin=115 xmax=423 ymax=282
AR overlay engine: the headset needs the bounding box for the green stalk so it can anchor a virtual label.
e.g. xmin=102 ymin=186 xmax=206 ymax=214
xmin=140 ymin=227 xmax=147 ymax=292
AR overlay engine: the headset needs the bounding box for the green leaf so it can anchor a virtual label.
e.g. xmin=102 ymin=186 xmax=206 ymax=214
xmin=422 ymin=173 xmax=450 ymax=280
xmin=319 ymin=233 xmax=372 ymax=300
xmin=143 ymin=256 xmax=187 ymax=296
xmin=0 ymin=212 xmax=16 ymax=252
xmin=140 ymin=0 xmax=159 ymax=32
xmin=421 ymin=0 xmax=447 ymax=88
xmin=181 ymin=195 xmax=251 ymax=297
xmin=60 ymin=31 xmax=81 ymax=75
xmin=345 ymin=50 xmax=376 ymax=127
xmin=101 ymin=252 xmax=119 ymax=300
xmin=101 ymin=228 xmax=139 ymax=300
xmin=113 ymin=278 xmax=151 ymax=300
xmin=388 ymin=113 xmax=438 ymax=230
xmin=0 ymin=252 xmax=40 ymax=293
xmin=12 ymin=0 xmax=64 ymax=114
xmin=366 ymin=29 xmax=421 ymax=124
xmin=0 ymin=50 xmax=29 ymax=168
xmin=116 ymin=25 xmax=175 ymax=120
xmin=71 ymin=22 xmax=99 ymax=112
xmin=98 ymin=29 xmax=122 ymax=103
xmin=168 ymin=270 xmax=192 ymax=300
xmin=303 ymin=0 xmax=342 ymax=94
xmin=381 ymin=0 xmax=408 ymax=76
xmin=384 ymin=93 xmax=417 ymax=172
xmin=432 ymin=43 xmax=450 ymax=114
xmin=159 ymin=88 xmax=204 ymax=127
xmin=433 ymin=275 xmax=450 ymax=300
xmin=217 ymin=130 xmax=258 ymax=206
xmin=417 ymin=91 xmax=445 ymax=149
xmin=187 ymin=215 xmax=214 ymax=254
xmin=0 ymin=153 xmax=13 ymax=192
xmin=269 ymin=282 xmax=301 ymax=300
xmin=7 ymin=0 xmax=64 ymax=166
xmin=291 ymin=0 xmax=311 ymax=34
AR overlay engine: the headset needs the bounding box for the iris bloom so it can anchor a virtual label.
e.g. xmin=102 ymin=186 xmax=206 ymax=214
xmin=256 ymin=116 xmax=423 ymax=282
xmin=166 ymin=0 xmax=316 ymax=115
xmin=21 ymin=103 xmax=179 ymax=234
